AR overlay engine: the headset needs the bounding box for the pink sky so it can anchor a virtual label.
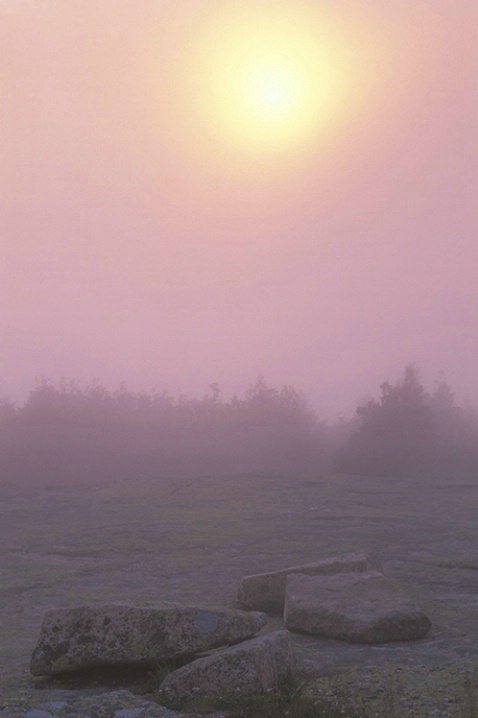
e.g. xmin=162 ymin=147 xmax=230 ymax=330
xmin=1 ymin=0 xmax=477 ymax=417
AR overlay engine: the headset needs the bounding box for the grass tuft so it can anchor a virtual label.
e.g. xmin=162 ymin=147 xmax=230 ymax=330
xmin=152 ymin=667 xmax=478 ymax=718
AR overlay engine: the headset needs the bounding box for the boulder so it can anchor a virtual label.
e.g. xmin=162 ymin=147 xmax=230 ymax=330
xmin=237 ymin=552 xmax=382 ymax=614
xmin=284 ymin=570 xmax=431 ymax=643
xmin=158 ymin=630 xmax=295 ymax=706
xmin=30 ymin=602 xmax=267 ymax=676
xmin=12 ymin=690 xmax=227 ymax=718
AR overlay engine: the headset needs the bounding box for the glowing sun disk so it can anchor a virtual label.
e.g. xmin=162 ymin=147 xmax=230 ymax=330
xmin=187 ymin=4 xmax=356 ymax=155
xmin=249 ymin=69 xmax=297 ymax=116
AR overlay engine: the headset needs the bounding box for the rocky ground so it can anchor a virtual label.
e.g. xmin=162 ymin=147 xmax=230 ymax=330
xmin=1 ymin=471 xmax=478 ymax=716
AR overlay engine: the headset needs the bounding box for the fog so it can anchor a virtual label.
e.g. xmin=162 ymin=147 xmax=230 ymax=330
xmin=2 ymin=7 xmax=478 ymax=708
xmin=2 ymin=0 xmax=477 ymax=418
xmin=1 ymin=367 xmax=477 ymax=484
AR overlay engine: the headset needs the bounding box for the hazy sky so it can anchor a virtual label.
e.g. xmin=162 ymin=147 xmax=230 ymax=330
xmin=2 ymin=0 xmax=477 ymax=417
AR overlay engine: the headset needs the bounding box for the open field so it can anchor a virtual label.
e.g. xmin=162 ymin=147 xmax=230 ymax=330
xmin=1 ymin=471 xmax=478 ymax=715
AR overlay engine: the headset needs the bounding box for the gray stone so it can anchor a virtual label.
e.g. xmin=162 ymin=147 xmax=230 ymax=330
xmin=237 ymin=552 xmax=382 ymax=614
xmin=114 ymin=708 xmax=146 ymax=718
xmin=30 ymin=602 xmax=267 ymax=676
xmin=158 ymin=630 xmax=295 ymax=706
xmin=39 ymin=703 xmax=68 ymax=711
xmin=284 ymin=570 xmax=431 ymax=643
xmin=24 ymin=690 xmax=226 ymax=718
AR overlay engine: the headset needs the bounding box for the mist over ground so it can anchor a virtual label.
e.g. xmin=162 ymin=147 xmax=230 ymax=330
xmin=1 ymin=366 xmax=477 ymax=484
xmin=2 ymin=365 xmax=478 ymax=714
xmin=1 ymin=4 xmax=477 ymax=714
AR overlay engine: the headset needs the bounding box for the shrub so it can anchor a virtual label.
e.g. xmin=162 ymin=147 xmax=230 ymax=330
xmin=335 ymin=365 xmax=478 ymax=478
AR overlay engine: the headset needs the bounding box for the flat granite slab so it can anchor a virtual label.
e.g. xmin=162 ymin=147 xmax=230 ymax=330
xmin=284 ymin=570 xmax=432 ymax=643
xmin=237 ymin=551 xmax=382 ymax=614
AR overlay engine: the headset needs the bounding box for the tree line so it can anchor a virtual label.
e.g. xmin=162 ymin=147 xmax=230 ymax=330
xmin=0 ymin=367 xmax=477 ymax=482
xmin=0 ymin=376 xmax=327 ymax=481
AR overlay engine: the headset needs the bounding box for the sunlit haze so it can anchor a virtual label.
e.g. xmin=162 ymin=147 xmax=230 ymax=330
xmin=1 ymin=0 xmax=477 ymax=416
xmin=187 ymin=3 xmax=355 ymax=154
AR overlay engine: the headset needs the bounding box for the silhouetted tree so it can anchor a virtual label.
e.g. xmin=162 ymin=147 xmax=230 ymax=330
xmin=335 ymin=365 xmax=478 ymax=478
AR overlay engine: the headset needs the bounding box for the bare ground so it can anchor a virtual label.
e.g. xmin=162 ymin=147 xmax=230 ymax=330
xmin=1 ymin=471 xmax=478 ymax=715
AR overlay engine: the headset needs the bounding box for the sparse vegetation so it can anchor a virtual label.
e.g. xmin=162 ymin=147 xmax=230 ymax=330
xmin=152 ymin=668 xmax=478 ymax=718
xmin=200 ymin=690 xmax=364 ymax=718
xmin=173 ymin=665 xmax=478 ymax=718
xmin=154 ymin=679 xmax=370 ymax=718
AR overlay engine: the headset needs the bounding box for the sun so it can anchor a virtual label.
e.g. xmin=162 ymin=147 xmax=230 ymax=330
xmin=139 ymin=1 xmax=391 ymax=171
xmin=243 ymin=65 xmax=303 ymax=124
xmin=252 ymin=73 xmax=295 ymax=115
xmin=256 ymin=76 xmax=292 ymax=111
xmin=187 ymin=4 xmax=353 ymax=155
xmin=231 ymin=52 xmax=322 ymax=148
